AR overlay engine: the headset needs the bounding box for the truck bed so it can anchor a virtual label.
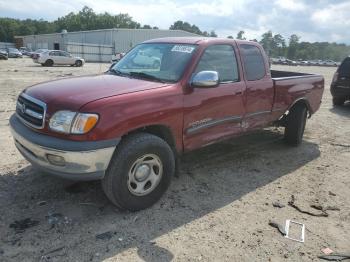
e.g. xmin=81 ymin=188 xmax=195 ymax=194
xmin=271 ymin=70 xmax=324 ymax=116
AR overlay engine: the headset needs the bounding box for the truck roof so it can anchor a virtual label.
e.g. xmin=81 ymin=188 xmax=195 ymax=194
xmin=143 ymin=37 xmax=256 ymax=46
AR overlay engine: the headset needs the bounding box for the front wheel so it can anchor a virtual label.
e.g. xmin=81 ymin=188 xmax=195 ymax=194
xmin=284 ymin=104 xmax=307 ymax=146
xmin=102 ymin=133 xmax=175 ymax=211
xmin=44 ymin=59 xmax=53 ymax=66
xmin=75 ymin=60 xmax=83 ymax=67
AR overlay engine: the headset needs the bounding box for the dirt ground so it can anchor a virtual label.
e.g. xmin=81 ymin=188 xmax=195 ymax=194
xmin=0 ymin=58 xmax=349 ymax=262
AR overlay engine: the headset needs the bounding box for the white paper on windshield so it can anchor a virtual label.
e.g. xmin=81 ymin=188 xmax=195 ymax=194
xmin=171 ymin=45 xmax=195 ymax=53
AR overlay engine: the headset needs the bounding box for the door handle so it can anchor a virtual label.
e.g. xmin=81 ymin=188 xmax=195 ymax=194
xmin=235 ymin=91 xmax=243 ymax=95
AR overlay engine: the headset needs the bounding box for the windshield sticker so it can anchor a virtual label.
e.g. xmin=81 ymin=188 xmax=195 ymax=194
xmin=171 ymin=45 xmax=195 ymax=53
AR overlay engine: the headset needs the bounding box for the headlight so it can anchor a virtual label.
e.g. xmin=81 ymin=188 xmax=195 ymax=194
xmin=49 ymin=111 xmax=98 ymax=134
xmin=49 ymin=111 xmax=76 ymax=133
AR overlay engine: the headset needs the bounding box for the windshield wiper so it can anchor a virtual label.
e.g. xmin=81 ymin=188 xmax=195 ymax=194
xmin=128 ymin=72 xmax=166 ymax=83
xmin=109 ymin=68 xmax=129 ymax=76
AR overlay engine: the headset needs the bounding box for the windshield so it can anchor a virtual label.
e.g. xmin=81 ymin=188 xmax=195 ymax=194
xmin=111 ymin=43 xmax=197 ymax=82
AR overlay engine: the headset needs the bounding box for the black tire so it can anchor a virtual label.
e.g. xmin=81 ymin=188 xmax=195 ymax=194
xmin=45 ymin=59 xmax=53 ymax=67
xmin=75 ymin=60 xmax=83 ymax=67
xmin=333 ymin=97 xmax=345 ymax=106
xmin=284 ymin=104 xmax=308 ymax=146
xmin=102 ymin=133 xmax=175 ymax=211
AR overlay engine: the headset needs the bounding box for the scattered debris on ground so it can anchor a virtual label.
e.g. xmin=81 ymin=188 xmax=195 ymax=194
xmin=9 ymin=218 xmax=39 ymax=233
xmin=318 ymin=253 xmax=350 ymax=261
xmin=288 ymin=195 xmax=340 ymax=217
xmin=37 ymin=201 xmax=47 ymax=206
xmin=96 ymin=231 xmax=115 ymax=241
xmin=268 ymin=220 xmax=286 ymax=236
xmin=328 ymin=191 xmax=337 ymax=196
xmin=40 ymin=246 xmax=65 ymax=261
xmin=284 ymin=220 xmax=305 ymax=243
xmin=330 ymin=143 xmax=350 ymax=148
xmin=46 ymin=212 xmax=70 ymax=228
xmin=57 ymin=73 xmax=73 ymax=77
xmin=321 ymin=247 xmax=334 ymax=255
xmin=272 ymin=201 xmax=285 ymax=208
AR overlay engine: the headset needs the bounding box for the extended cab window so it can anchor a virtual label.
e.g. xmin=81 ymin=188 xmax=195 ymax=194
xmin=240 ymin=44 xmax=266 ymax=81
xmin=195 ymin=45 xmax=239 ymax=82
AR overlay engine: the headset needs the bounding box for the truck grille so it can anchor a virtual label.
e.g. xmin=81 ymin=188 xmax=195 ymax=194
xmin=16 ymin=93 xmax=46 ymax=129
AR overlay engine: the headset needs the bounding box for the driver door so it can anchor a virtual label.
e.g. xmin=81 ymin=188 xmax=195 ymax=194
xmin=183 ymin=44 xmax=246 ymax=151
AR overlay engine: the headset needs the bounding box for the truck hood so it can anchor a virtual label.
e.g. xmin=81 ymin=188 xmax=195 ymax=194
xmin=24 ymin=74 xmax=170 ymax=111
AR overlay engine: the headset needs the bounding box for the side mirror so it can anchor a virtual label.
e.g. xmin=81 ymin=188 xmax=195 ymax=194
xmin=191 ymin=71 xmax=219 ymax=88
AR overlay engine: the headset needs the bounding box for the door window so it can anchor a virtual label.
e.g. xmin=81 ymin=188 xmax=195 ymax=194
xmin=49 ymin=51 xmax=59 ymax=56
xmin=59 ymin=51 xmax=70 ymax=57
xmin=194 ymin=45 xmax=239 ymax=83
xmin=240 ymin=44 xmax=266 ymax=81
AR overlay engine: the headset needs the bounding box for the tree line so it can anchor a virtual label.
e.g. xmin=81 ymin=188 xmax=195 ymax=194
xmin=245 ymin=31 xmax=350 ymax=62
xmin=0 ymin=6 xmax=349 ymax=61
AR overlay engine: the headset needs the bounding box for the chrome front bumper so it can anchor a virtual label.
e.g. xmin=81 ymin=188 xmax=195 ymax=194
xmin=10 ymin=114 xmax=118 ymax=180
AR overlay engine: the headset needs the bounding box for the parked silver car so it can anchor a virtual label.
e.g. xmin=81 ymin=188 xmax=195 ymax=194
xmin=0 ymin=49 xmax=8 ymax=60
xmin=322 ymin=60 xmax=338 ymax=67
xmin=7 ymin=48 xmax=23 ymax=58
xmin=33 ymin=50 xmax=85 ymax=67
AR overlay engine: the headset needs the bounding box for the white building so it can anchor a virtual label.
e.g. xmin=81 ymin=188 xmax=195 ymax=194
xmin=15 ymin=28 xmax=199 ymax=62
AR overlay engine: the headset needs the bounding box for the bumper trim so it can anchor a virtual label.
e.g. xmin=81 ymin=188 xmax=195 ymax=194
xmin=331 ymin=85 xmax=350 ymax=97
xmin=10 ymin=114 xmax=119 ymax=181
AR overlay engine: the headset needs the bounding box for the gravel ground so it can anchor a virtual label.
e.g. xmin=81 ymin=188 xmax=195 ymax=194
xmin=0 ymin=58 xmax=349 ymax=262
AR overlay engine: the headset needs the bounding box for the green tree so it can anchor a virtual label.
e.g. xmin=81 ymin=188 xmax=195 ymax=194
xmin=169 ymin=20 xmax=210 ymax=36
xmin=287 ymin=34 xmax=300 ymax=59
xmin=236 ymin=30 xmax=246 ymax=40
xmin=273 ymin=34 xmax=286 ymax=56
xmin=259 ymin=31 xmax=274 ymax=56
xmin=209 ymin=30 xmax=217 ymax=37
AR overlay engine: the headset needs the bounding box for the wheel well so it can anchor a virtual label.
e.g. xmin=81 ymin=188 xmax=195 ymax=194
xmin=124 ymin=125 xmax=177 ymax=152
xmin=291 ymin=99 xmax=311 ymax=116
xmin=275 ymin=99 xmax=311 ymax=127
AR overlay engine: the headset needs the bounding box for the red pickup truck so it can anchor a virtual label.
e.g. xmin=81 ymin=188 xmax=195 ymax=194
xmin=10 ymin=38 xmax=324 ymax=211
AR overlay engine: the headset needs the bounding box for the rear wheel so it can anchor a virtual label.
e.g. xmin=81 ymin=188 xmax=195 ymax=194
xmin=102 ymin=133 xmax=175 ymax=211
xmin=44 ymin=59 xmax=53 ymax=67
xmin=284 ymin=104 xmax=308 ymax=146
xmin=333 ymin=97 xmax=345 ymax=106
xmin=75 ymin=60 xmax=83 ymax=67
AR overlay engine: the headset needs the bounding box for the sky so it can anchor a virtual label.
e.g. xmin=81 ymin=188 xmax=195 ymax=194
xmin=0 ymin=0 xmax=350 ymax=44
